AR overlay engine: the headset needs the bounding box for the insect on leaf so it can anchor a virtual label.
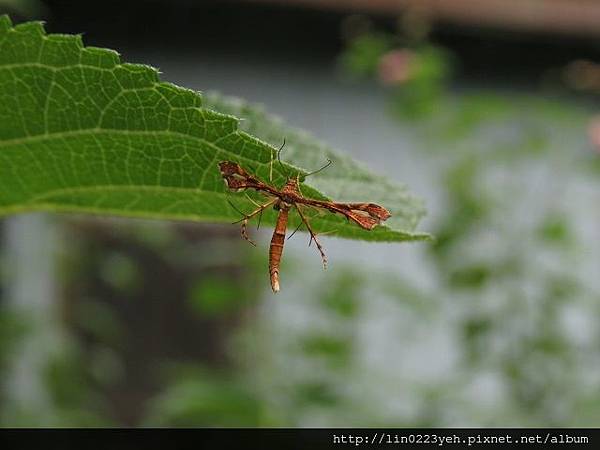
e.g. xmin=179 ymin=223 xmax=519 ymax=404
xmin=0 ymin=16 xmax=430 ymax=246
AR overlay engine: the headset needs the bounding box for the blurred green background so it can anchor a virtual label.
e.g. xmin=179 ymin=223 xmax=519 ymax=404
xmin=1 ymin=0 xmax=600 ymax=427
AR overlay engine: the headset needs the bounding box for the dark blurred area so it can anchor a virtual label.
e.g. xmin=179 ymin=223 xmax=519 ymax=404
xmin=31 ymin=0 xmax=600 ymax=84
xmin=1 ymin=0 xmax=600 ymax=427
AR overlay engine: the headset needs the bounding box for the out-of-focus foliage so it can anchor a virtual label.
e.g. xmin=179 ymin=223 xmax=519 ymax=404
xmin=143 ymin=365 xmax=263 ymax=427
xmin=0 ymin=310 xmax=28 ymax=377
xmin=339 ymin=24 xmax=452 ymax=118
xmin=339 ymin=33 xmax=394 ymax=79
xmin=1 ymin=217 xmax=264 ymax=426
xmin=338 ymin=24 xmax=600 ymax=426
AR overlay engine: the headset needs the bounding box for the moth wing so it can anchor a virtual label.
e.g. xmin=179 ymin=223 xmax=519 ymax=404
xmin=303 ymin=199 xmax=391 ymax=230
xmin=218 ymin=161 xmax=278 ymax=195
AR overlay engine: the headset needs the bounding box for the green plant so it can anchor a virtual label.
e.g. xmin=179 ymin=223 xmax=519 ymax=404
xmin=0 ymin=16 xmax=429 ymax=242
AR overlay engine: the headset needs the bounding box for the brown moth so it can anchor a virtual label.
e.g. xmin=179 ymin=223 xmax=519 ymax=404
xmin=218 ymin=149 xmax=391 ymax=293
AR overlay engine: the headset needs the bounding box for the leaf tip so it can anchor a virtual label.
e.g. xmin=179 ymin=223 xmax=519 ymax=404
xmin=0 ymin=14 xmax=13 ymax=27
xmin=12 ymin=19 xmax=45 ymax=37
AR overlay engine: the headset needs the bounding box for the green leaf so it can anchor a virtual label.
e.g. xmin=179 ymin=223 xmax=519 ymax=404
xmin=204 ymin=93 xmax=430 ymax=241
xmin=0 ymin=16 xmax=429 ymax=242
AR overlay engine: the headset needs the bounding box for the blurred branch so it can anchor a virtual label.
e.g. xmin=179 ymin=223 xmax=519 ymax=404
xmin=240 ymin=0 xmax=600 ymax=37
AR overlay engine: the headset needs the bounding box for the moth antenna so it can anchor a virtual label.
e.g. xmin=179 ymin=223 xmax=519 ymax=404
xmin=287 ymin=220 xmax=303 ymax=240
xmin=277 ymin=138 xmax=288 ymax=178
xmin=304 ymin=158 xmax=332 ymax=178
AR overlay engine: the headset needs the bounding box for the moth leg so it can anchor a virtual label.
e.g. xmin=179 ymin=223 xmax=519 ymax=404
xmin=242 ymin=193 xmax=265 ymax=230
xmin=295 ymin=204 xmax=327 ymax=270
xmin=287 ymin=220 xmax=304 ymax=240
xmin=228 ymin=199 xmax=275 ymax=247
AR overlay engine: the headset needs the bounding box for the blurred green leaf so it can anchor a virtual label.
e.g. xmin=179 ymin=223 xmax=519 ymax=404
xmin=187 ymin=277 xmax=246 ymax=316
xmin=98 ymin=252 xmax=141 ymax=294
xmin=42 ymin=349 xmax=113 ymax=426
xmin=448 ymin=264 xmax=491 ymax=290
xmin=145 ymin=368 xmax=261 ymax=427
xmin=318 ymin=269 xmax=362 ymax=318
xmin=536 ymin=213 xmax=572 ymax=246
xmin=338 ymin=33 xmax=392 ymax=79
xmin=389 ymin=46 xmax=452 ymax=119
xmin=294 ymin=381 xmax=340 ymax=407
xmin=0 ymin=309 xmax=29 ymax=369
xmin=73 ymin=300 xmax=125 ymax=347
xmin=300 ymin=334 xmax=351 ymax=368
